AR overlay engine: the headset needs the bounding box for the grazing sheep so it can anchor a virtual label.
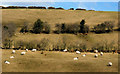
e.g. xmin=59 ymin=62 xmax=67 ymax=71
xmin=63 ymin=49 xmax=67 ymax=52
xmin=10 ymin=56 xmax=14 ymax=59
xmin=82 ymin=54 xmax=86 ymax=57
xmin=32 ymin=49 xmax=37 ymax=52
xmin=12 ymin=50 xmax=15 ymax=54
xmin=4 ymin=61 xmax=10 ymax=64
xmin=94 ymin=50 xmax=98 ymax=53
xmin=108 ymin=62 xmax=112 ymax=66
xmin=26 ymin=49 xmax=28 ymax=52
xmin=21 ymin=52 xmax=26 ymax=55
xmin=100 ymin=52 xmax=103 ymax=56
xmin=76 ymin=51 xmax=80 ymax=54
xmin=94 ymin=54 xmax=98 ymax=58
xmin=74 ymin=57 xmax=78 ymax=60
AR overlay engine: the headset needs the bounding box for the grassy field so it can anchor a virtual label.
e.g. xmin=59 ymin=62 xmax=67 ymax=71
xmin=2 ymin=9 xmax=118 ymax=28
xmin=2 ymin=9 xmax=118 ymax=72
xmin=2 ymin=9 xmax=118 ymax=47
xmin=2 ymin=49 xmax=118 ymax=72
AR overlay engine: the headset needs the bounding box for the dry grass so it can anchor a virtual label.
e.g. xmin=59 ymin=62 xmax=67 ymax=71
xmin=2 ymin=49 xmax=118 ymax=72
xmin=12 ymin=32 xmax=118 ymax=48
xmin=2 ymin=9 xmax=118 ymax=29
xmin=2 ymin=9 xmax=119 ymax=72
xmin=2 ymin=9 xmax=118 ymax=48
xmin=88 ymin=32 xmax=118 ymax=47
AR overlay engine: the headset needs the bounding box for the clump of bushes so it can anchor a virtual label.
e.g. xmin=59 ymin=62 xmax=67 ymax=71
xmin=43 ymin=22 xmax=51 ymax=34
xmin=20 ymin=22 xmax=29 ymax=33
xmin=20 ymin=19 xmax=51 ymax=34
xmin=93 ymin=21 xmax=114 ymax=33
xmin=55 ymin=19 xmax=89 ymax=34
xmin=66 ymin=24 xmax=80 ymax=34
xmin=33 ymin=19 xmax=51 ymax=34
xmin=33 ymin=19 xmax=44 ymax=34
xmin=2 ymin=23 xmax=17 ymax=49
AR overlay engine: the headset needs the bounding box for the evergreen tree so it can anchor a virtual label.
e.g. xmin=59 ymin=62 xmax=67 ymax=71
xmin=33 ymin=19 xmax=43 ymax=34
xmin=61 ymin=23 xmax=66 ymax=33
xmin=80 ymin=19 xmax=85 ymax=33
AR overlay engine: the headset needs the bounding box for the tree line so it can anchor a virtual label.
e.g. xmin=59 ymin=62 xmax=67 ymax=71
xmin=20 ymin=19 xmax=51 ymax=34
xmin=20 ymin=19 xmax=117 ymax=34
xmin=2 ymin=19 xmax=119 ymax=52
xmin=2 ymin=37 xmax=118 ymax=52
xmin=1 ymin=6 xmax=95 ymax=11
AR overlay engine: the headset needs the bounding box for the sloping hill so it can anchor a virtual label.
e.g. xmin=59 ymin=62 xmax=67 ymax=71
xmin=2 ymin=9 xmax=118 ymax=28
xmin=2 ymin=9 xmax=118 ymax=50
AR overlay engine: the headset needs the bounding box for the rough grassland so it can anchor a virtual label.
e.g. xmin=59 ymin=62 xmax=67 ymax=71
xmin=2 ymin=9 xmax=118 ymax=28
xmin=2 ymin=50 xmax=118 ymax=72
xmin=12 ymin=32 xmax=118 ymax=48
xmin=2 ymin=9 xmax=118 ymax=47
xmin=2 ymin=9 xmax=118 ymax=72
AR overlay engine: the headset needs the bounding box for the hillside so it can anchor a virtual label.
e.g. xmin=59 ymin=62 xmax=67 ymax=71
xmin=2 ymin=9 xmax=118 ymax=28
xmin=2 ymin=9 xmax=118 ymax=51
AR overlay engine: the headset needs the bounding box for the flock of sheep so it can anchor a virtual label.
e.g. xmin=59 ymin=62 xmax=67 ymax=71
xmin=4 ymin=49 xmax=36 ymax=64
xmin=4 ymin=49 xmax=112 ymax=67
xmin=63 ymin=49 xmax=112 ymax=66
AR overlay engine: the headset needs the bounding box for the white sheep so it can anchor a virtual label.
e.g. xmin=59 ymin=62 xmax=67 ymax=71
xmin=10 ymin=56 xmax=15 ymax=59
xmin=4 ymin=61 xmax=10 ymax=64
xmin=94 ymin=54 xmax=98 ymax=58
xmin=74 ymin=57 xmax=78 ymax=60
xmin=21 ymin=52 xmax=26 ymax=55
xmin=76 ymin=51 xmax=80 ymax=54
xmin=26 ymin=49 xmax=28 ymax=52
xmin=12 ymin=50 xmax=15 ymax=54
xmin=82 ymin=54 xmax=86 ymax=57
xmin=100 ymin=52 xmax=103 ymax=56
xmin=32 ymin=49 xmax=37 ymax=52
xmin=63 ymin=49 xmax=67 ymax=52
xmin=108 ymin=62 xmax=112 ymax=66
xmin=94 ymin=50 xmax=98 ymax=53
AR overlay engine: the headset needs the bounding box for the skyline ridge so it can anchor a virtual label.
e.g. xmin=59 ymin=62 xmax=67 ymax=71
xmin=0 ymin=2 xmax=118 ymax=11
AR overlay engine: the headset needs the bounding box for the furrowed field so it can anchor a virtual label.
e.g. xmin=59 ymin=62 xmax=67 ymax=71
xmin=2 ymin=9 xmax=119 ymax=72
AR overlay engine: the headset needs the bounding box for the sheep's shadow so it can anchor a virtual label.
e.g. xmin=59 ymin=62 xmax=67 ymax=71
xmin=107 ymin=65 xmax=112 ymax=67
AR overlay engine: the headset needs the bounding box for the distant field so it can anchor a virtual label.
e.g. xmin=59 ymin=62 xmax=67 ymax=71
xmin=2 ymin=50 xmax=118 ymax=72
xmin=2 ymin=9 xmax=118 ymax=29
